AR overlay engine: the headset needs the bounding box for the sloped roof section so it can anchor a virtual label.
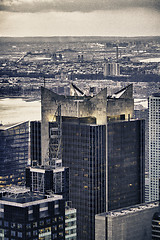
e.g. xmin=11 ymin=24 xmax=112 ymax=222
xmin=111 ymin=84 xmax=133 ymax=99
xmin=70 ymin=83 xmax=85 ymax=96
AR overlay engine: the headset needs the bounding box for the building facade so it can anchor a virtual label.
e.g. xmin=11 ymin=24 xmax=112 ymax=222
xmin=65 ymin=207 xmax=77 ymax=240
xmin=0 ymin=121 xmax=29 ymax=188
xmin=149 ymin=93 xmax=160 ymax=201
xmin=62 ymin=117 xmax=106 ymax=240
xmin=0 ymin=186 xmax=65 ymax=240
xmin=107 ymin=119 xmax=145 ymax=210
xmin=95 ymin=201 xmax=159 ymax=240
xmin=30 ymin=121 xmax=41 ymax=166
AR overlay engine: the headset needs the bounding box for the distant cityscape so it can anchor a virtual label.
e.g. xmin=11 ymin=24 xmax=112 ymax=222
xmin=0 ymin=36 xmax=160 ymax=240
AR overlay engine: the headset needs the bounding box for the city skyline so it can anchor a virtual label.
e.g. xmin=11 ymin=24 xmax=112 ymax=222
xmin=0 ymin=0 xmax=160 ymax=37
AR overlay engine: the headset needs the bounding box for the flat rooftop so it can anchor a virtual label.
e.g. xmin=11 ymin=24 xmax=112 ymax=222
xmin=97 ymin=201 xmax=158 ymax=218
xmin=0 ymin=186 xmax=62 ymax=207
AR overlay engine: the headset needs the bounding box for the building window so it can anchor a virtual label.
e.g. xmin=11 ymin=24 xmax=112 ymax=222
xmin=11 ymin=231 xmax=16 ymax=237
xmin=33 ymin=222 xmax=37 ymax=228
xmin=39 ymin=220 xmax=44 ymax=226
xmin=4 ymin=222 xmax=9 ymax=227
xmin=11 ymin=223 xmax=16 ymax=229
xmin=17 ymin=223 xmax=22 ymax=229
xmin=26 ymin=232 xmax=31 ymax=237
xmin=17 ymin=232 xmax=22 ymax=238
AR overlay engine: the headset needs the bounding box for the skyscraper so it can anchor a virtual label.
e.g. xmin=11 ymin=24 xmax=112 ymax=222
xmin=41 ymin=84 xmax=145 ymax=240
xmin=149 ymin=93 xmax=160 ymax=201
xmin=62 ymin=117 xmax=106 ymax=240
xmin=0 ymin=121 xmax=29 ymax=188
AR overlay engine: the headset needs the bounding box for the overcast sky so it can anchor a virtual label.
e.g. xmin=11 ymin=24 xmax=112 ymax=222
xmin=0 ymin=0 xmax=159 ymax=37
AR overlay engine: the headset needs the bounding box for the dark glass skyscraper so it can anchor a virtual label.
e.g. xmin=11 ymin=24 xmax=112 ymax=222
xmin=62 ymin=117 xmax=106 ymax=240
xmin=107 ymin=119 xmax=145 ymax=210
xmin=41 ymin=84 xmax=145 ymax=240
xmin=0 ymin=121 xmax=29 ymax=188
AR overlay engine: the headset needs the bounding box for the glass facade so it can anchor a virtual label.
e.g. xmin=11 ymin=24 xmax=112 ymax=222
xmin=0 ymin=122 xmax=29 ymax=188
xmin=30 ymin=121 xmax=41 ymax=166
xmin=62 ymin=119 xmax=106 ymax=240
xmin=107 ymin=120 xmax=145 ymax=211
xmin=0 ymin=193 xmax=65 ymax=240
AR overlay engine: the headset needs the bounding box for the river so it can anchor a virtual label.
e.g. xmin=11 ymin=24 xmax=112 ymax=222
xmin=0 ymin=98 xmax=41 ymax=125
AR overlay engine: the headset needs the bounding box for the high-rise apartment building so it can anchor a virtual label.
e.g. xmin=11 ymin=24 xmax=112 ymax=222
xmin=0 ymin=186 xmax=65 ymax=240
xmin=41 ymin=84 xmax=144 ymax=240
xmin=149 ymin=93 xmax=160 ymax=201
xmin=0 ymin=121 xmax=29 ymax=188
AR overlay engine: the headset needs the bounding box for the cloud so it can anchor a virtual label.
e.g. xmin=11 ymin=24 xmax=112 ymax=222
xmin=0 ymin=0 xmax=159 ymax=13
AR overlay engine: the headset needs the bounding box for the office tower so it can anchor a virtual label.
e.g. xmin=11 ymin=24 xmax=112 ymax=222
xmin=0 ymin=186 xmax=65 ymax=240
xmin=41 ymin=84 xmax=144 ymax=240
xmin=0 ymin=121 xmax=29 ymax=188
xmin=107 ymin=119 xmax=145 ymax=211
xmin=149 ymin=93 xmax=160 ymax=201
xmin=65 ymin=207 xmax=77 ymax=240
xmin=30 ymin=121 xmax=41 ymax=166
xmin=62 ymin=117 xmax=106 ymax=240
xmin=95 ymin=201 xmax=158 ymax=240
xmin=26 ymin=166 xmax=69 ymax=200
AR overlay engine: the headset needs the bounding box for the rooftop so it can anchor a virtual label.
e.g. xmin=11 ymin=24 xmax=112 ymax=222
xmin=0 ymin=121 xmax=28 ymax=131
xmin=0 ymin=186 xmax=62 ymax=207
xmin=107 ymin=201 xmax=158 ymax=217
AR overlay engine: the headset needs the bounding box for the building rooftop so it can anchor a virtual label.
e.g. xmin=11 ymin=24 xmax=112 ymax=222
xmin=151 ymin=93 xmax=160 ymax=97
xmin=0 ymin=121 xmax=28 ymax=131
xmin=0 ymin=186 xmax=62 ymax=207
xmin=97 ymin=201 xmax=158 ymax=218
xmin=107 ymin=201 xmax=158 ymax=217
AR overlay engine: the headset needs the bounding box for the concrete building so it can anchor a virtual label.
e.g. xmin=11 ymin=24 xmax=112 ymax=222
xmin=103 ymin=62 xmax=120 ymax=77
xmin=0 ymin=121 xmax=29 ymax=188
xmin=95 ymin=201 xmax=159 ymax=240
xmin=149 ymin=93 xmax=160 ymax=201
xmin=41 ymin=84 xmax=134 ymax=162
xmin=0 ymin=186 xmax=65 ymax=240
